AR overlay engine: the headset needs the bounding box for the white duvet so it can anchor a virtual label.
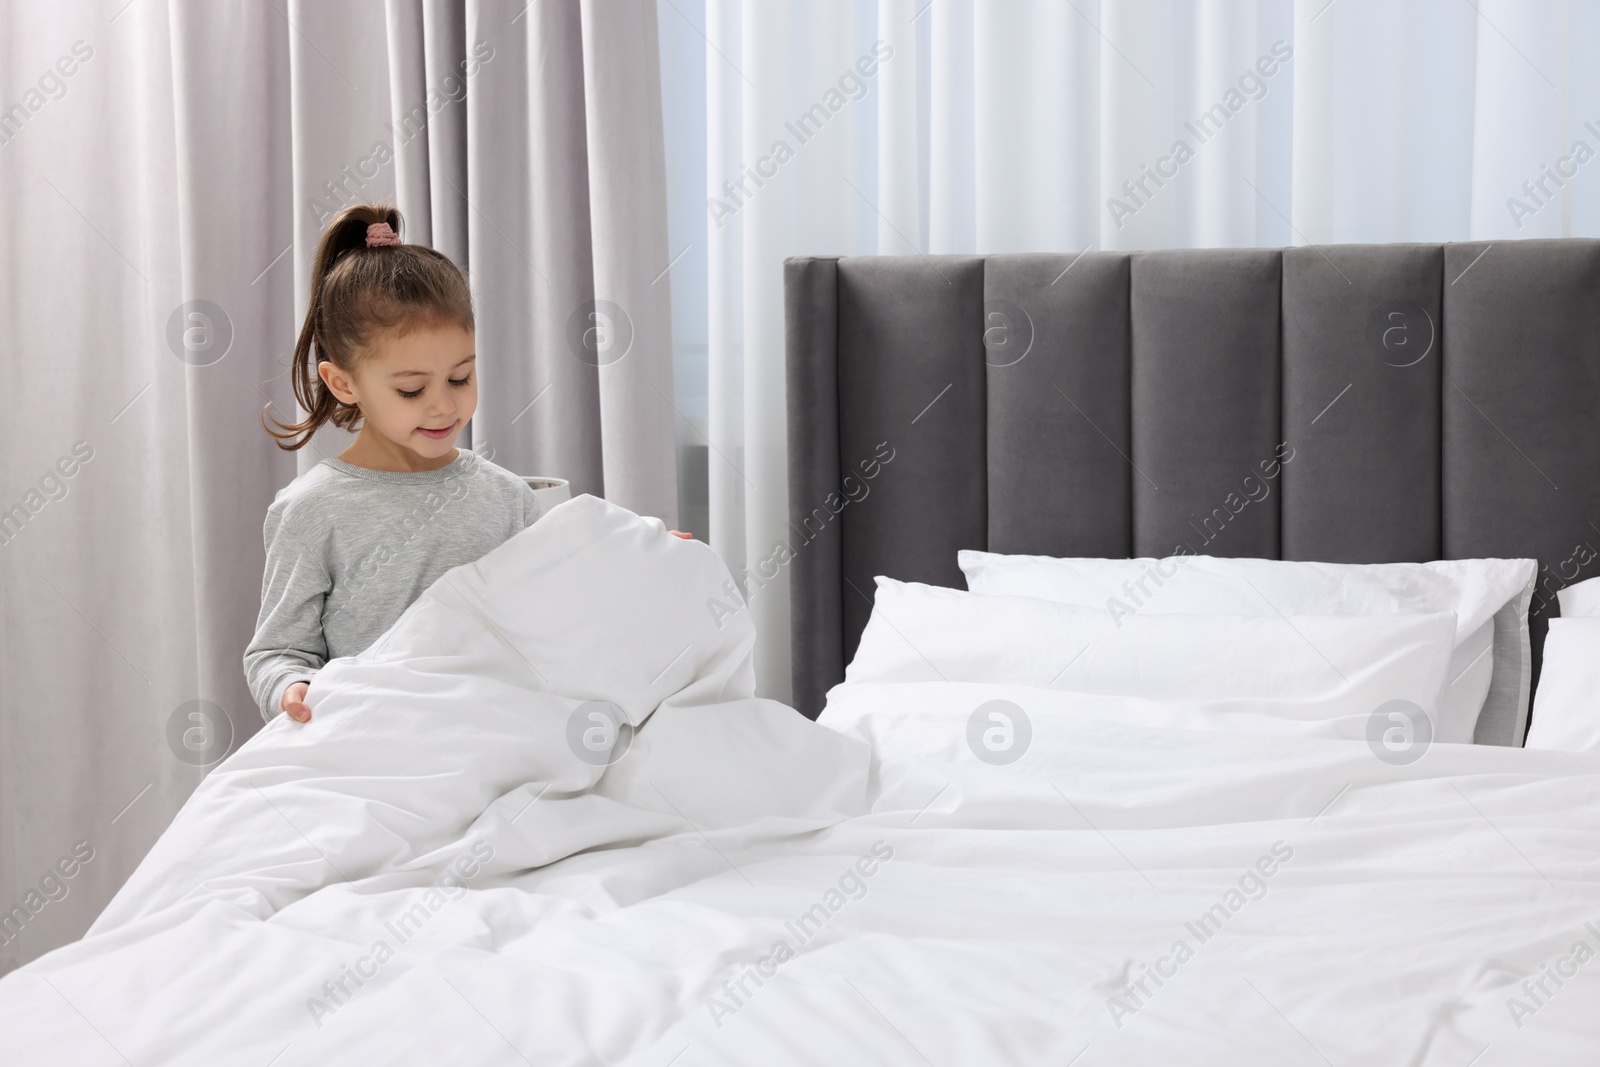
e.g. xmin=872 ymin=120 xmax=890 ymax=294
xmin=3 ymin=495 xmax=1599 ymax=1065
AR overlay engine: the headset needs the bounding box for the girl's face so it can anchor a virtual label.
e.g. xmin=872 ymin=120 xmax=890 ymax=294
xmin=320 ymin=321 xmax=477 ymax=465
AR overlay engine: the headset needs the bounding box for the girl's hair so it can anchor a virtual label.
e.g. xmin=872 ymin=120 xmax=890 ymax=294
xmin=263 ymin=202 xmax=475 ymax=451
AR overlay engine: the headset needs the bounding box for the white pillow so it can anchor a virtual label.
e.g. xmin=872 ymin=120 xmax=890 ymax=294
xmin=1524 ymin=618 xmax=1600 ymax=751
xmin=848 ymin=578 xmax=1457 ymax=738
xmin=958 ymin=551 xmax=1534 ymax=745
xmin=1557 ymin=575 xmax=1600 ymax=618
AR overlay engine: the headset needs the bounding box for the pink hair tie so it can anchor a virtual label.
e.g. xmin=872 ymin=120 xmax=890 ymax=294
xmin=366 ymin=222 xmax=400 ymax=247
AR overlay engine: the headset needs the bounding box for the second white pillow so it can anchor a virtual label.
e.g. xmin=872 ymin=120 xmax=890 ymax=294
xmin=848 ymin=578 xmax=1457 ymax=739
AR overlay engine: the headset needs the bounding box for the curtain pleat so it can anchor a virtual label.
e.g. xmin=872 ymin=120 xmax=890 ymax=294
xmin=470 ymin=0 xmax=598 ymax=490
xmin=580 ymin=0 xmax=679 ymax=523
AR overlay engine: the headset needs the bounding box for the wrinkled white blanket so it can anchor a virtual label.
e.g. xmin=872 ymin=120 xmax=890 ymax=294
xmin=2 ymin=495 xmax=1599 ymax=1065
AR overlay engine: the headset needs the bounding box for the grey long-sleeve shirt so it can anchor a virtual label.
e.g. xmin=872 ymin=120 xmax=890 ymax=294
xmin=243 ymin=448 xmax=542 ymax=722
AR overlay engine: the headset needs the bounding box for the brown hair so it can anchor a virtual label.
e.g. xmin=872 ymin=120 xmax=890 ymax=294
xmin=263 ymin=202 xmax=475 ymax=450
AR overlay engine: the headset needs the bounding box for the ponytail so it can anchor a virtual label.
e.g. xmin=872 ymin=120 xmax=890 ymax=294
xmin=263 ymin=202 xmax=475 ymax=451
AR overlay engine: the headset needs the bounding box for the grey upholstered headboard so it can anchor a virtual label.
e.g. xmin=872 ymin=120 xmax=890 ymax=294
xmin=783 ymin=241 xmax=1600 ymax=732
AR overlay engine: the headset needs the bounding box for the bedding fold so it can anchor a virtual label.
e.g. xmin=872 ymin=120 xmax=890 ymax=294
xmin=84 ymin=493 xmax=870 ymax=934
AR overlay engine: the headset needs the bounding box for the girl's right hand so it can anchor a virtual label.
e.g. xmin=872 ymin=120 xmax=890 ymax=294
xmin=281 ymin=681 xmax=312 ymax=723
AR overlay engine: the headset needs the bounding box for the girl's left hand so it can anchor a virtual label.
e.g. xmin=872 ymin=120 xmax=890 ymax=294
xmin=669 ymin=530 xmax=693 ymax=540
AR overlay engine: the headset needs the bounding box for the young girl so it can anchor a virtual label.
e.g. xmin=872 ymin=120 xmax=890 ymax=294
xmin=245 ymin=202 xmax=684 ymax=724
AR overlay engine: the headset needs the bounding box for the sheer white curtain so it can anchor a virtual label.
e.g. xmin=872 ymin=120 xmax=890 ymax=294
xmin=659 ymin=0 xmax=1600 ymax=703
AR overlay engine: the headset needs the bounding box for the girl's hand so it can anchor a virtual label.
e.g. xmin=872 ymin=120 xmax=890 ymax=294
xmin=669 ymin=530 xmax=693 ymax=540
xmin=281 ymin=681 xmax=312 ymax=723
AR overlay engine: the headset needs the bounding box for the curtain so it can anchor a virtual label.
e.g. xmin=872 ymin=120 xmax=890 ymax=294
xmin=660 ymin=0 xmax=1600 ymax=704
xmin=0 ymin=0 xmax=676 ymax=973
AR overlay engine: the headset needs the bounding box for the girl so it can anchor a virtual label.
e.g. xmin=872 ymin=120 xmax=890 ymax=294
xmin=245 ymin=202 xmax=686 ymax=724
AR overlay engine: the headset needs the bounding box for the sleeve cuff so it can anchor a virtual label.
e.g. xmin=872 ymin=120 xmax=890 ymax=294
xmin=265 ymin=671 xmax=316 ymax=723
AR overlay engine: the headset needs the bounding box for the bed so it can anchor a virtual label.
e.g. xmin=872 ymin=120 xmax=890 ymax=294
xmin=3 ymin=243 xmax=1599 ymax=1065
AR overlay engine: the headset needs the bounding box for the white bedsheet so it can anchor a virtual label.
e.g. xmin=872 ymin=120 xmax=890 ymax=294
xmin=3 ymin=496 xmax=1598 ymax=1065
